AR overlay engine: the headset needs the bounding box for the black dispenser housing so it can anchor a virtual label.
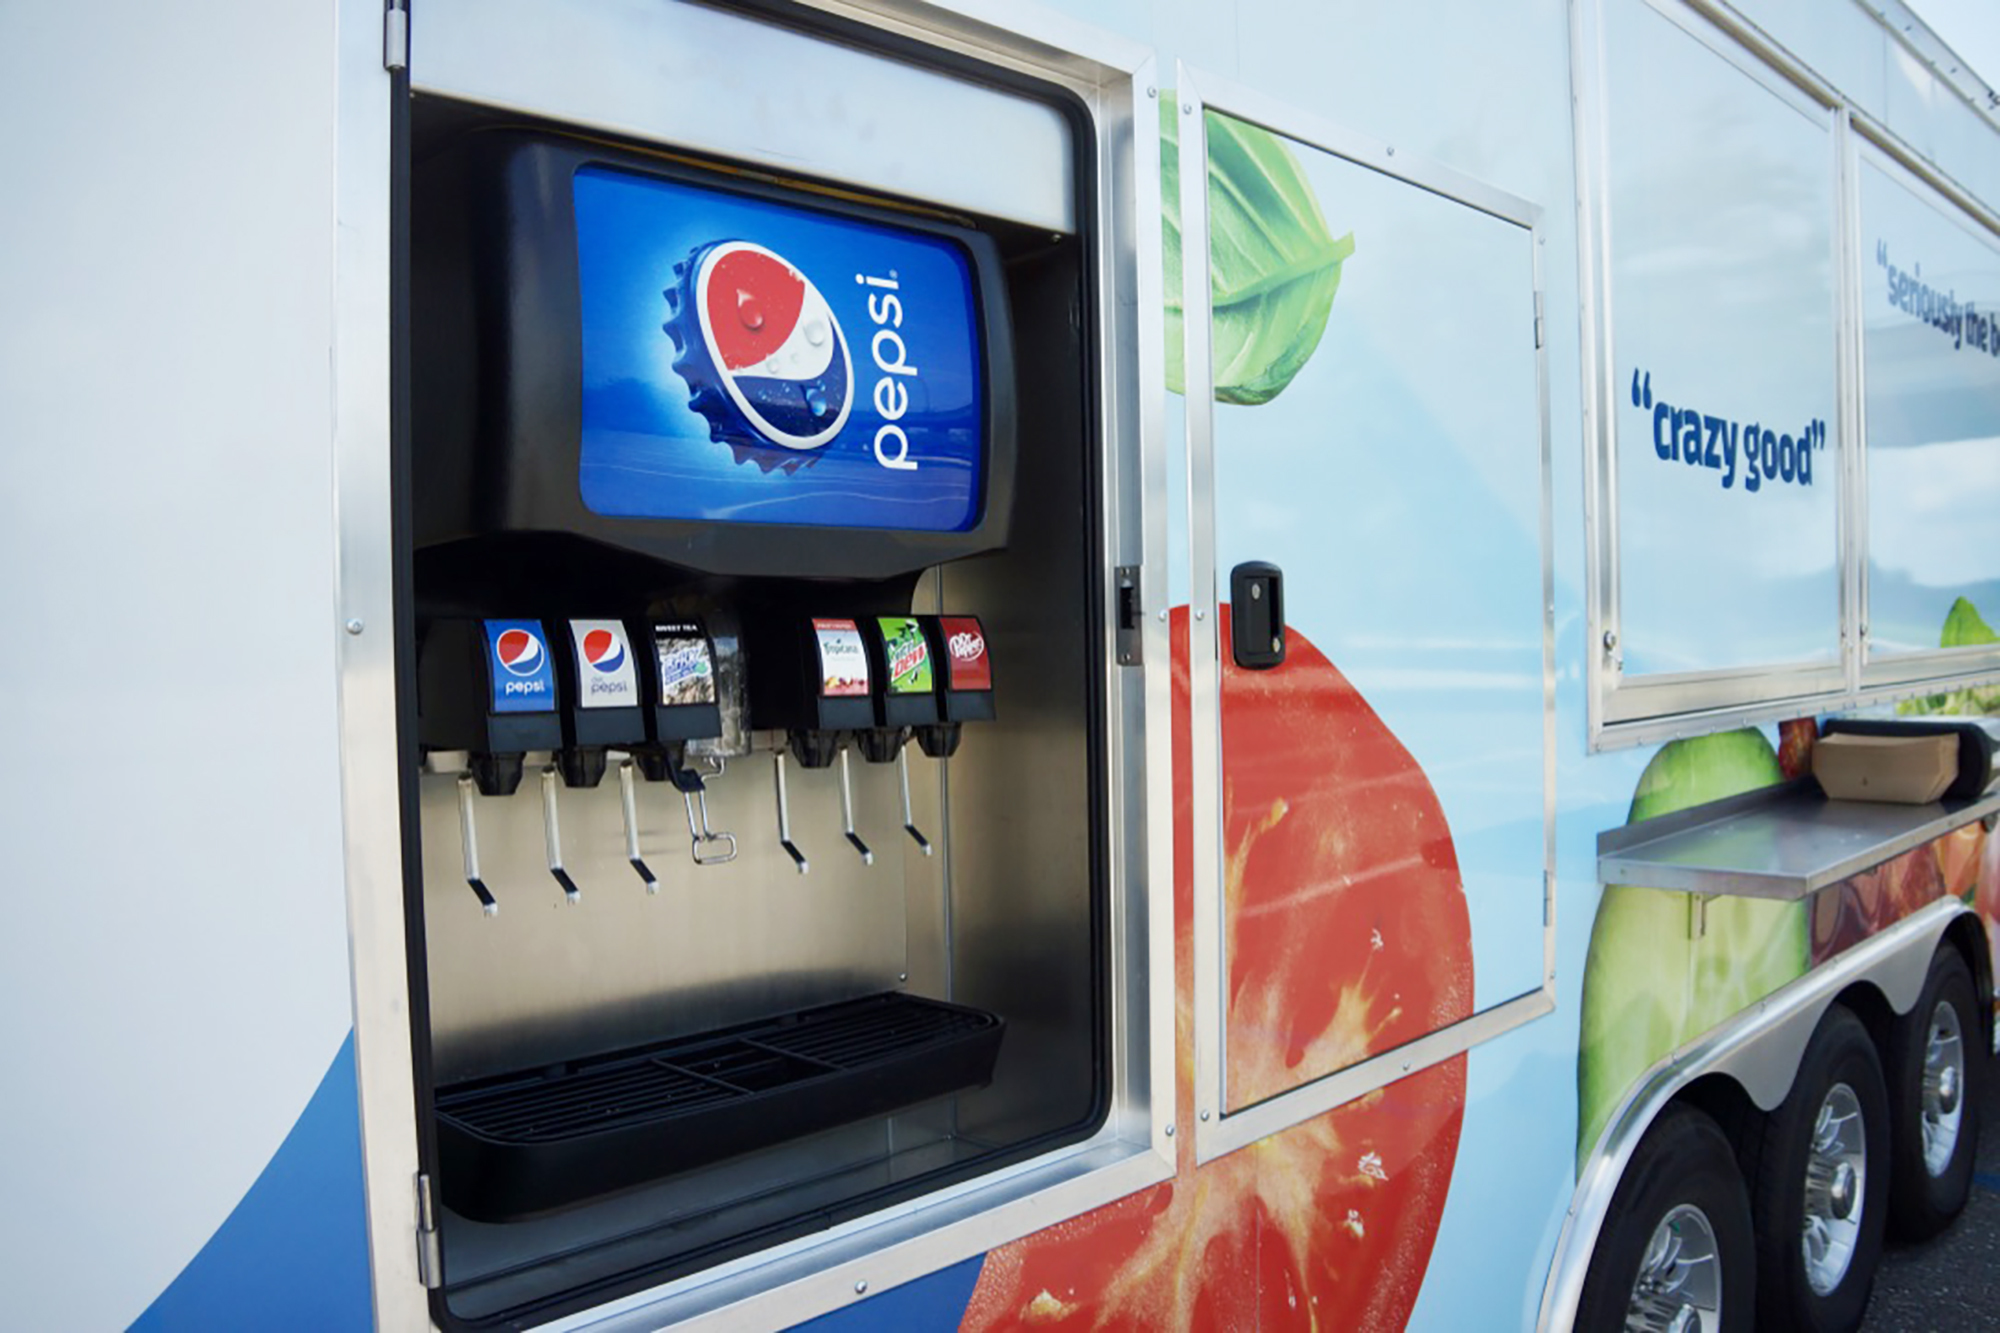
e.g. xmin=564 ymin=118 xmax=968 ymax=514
xmin=402 ymin=88 xmax=1107 ymax=1328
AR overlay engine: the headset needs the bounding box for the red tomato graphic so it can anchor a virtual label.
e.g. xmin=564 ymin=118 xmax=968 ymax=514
xmin=1810 ymin=843 xmax=1951 ymax=965
xmin=961 ymin=609 xmax=1471 ymax=1331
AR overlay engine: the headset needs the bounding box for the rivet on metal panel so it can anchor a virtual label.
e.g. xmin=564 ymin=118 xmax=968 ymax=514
xmin=1199 ymin=1108 xmax=1211 ymax=1121
xmin=854 ymin=1280 xmax=869 ymax=1295
xmin=1147 ymin=86 xmax=1158 ymax=98
xmin=1193 ymin=608 xmax=1205 ymax=621
xmin=1602 ymin=630 xmax=1618 ymax=652
xmin=1164 ymin=1123 xmax=1175 ymax=1137
xmin=1182 ymin=102 xmax=1193 ymax=114
xmin=1386 ymin=145 xmax=1396 ymax=156
xmin=345 ymin=618 xmax=365 ymax=635
xmin=1157 ymin=608 xmax=1168 ymax=623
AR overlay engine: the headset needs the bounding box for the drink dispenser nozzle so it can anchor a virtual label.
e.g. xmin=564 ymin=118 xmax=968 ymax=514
xmin=635 ymin=620 xmax=734 ymax=867
xmin=419 ymin=619 xmax=566 ymax=914
xmin=668 ymin=755 xmax=737 ymax=865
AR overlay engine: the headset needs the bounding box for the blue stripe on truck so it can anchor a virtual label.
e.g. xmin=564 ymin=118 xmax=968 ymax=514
xmin=128 ymin=1033 xmax=371 ymax=1332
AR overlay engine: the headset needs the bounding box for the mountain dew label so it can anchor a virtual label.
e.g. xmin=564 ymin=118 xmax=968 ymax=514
xmin=878 ymin=617 xmax=934 ymax=695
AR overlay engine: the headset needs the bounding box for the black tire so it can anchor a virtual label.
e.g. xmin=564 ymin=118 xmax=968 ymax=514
xmin=1885 ymin=946 xmax=1985 ymax=1241
xmin=1752 ymin=1004 xmax=1889 ymax=1333
xmin=1577 ymin=1103 xmax=1755 ymax=1333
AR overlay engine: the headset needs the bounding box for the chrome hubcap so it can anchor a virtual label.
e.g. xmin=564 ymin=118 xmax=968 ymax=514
xmin=1921 ymin=1000 xmax=1966 ymax=1177
xmin=1802 ymin=1083 xmax=1866 ymax=1295
xmin=1626 ymin=1203 xmax=1722 ymax=1333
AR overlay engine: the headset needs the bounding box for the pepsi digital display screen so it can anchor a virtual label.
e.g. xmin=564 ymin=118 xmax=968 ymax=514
xmin=574 ymin=166 xmax=987 ymax=533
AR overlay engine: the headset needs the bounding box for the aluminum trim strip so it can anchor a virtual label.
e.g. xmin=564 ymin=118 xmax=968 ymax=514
xmin=1200 ymin=991 xmax=1557 ymax=1163
xmin=331 ymin=0 xmax=425 ymax=1321
xmin=1178 ymin=65 xmax=1557 ymax=1164
xmin=1536 ymin=899 xmax=1965 ymax=1333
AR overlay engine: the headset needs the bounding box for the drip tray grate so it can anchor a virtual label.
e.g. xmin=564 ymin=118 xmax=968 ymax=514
xmin=435 ymin=992 xmax=1004 ymax=1221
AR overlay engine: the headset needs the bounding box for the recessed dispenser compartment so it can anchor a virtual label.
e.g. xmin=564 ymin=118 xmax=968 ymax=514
xmin=403 ymin=34 xmax=1106 ymax=1321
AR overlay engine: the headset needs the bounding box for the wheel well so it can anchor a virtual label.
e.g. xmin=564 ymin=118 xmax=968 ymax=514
xmin=1940 ymin=911 xmax=1994 ymax=1051
xmin=1673 ymin=1072 xmax=1762 ymax=1181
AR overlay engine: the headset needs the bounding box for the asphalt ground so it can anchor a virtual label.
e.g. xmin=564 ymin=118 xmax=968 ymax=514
xmin=1862 ymin=1042 xmax=2000 ymax=1330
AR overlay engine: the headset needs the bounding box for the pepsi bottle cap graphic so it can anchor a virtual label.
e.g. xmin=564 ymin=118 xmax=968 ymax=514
xmin=665 ymin=240 xmax=854 ymax=453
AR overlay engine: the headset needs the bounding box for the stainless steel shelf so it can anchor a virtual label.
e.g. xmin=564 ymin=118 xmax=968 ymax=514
xmin=1597 ymin=779 xmax=2000 ymax=901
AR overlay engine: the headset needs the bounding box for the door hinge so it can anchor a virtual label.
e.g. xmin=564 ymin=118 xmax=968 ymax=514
xmin=1533 ymin=290 xmax=1545 ymax=350
xmin=384 ymin=4 xmax=409 ymax=73
xmin=1114 ymin=565 xmax=1144 ymax=666
xmin=415 ymin=1173 xmax=442 ymax=1290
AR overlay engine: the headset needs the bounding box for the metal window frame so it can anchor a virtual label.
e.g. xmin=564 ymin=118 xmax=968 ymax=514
xmin=345 ymin=2 xmax=1178 ymax=1327
xmin=1849 ymin=131 xmax=2000 ymax=694
xmin=1176 ymin=62 xmax=1558 ymax=1167
xmin=1578 ymin=0 xmax=1853 ymax=751
xmin=1578 ymin=0 xmax=2000 ymax=749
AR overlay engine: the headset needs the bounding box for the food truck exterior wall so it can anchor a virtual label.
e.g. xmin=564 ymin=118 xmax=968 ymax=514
xmin=2 ymin=0 xmax=1999 ymax=1329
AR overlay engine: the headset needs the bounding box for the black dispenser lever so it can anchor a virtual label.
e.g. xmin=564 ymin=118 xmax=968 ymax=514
xmin=1230 ymin=562 xmax=1286 ymax=670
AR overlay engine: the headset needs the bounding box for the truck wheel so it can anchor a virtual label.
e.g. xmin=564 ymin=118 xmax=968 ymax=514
xmin=1885 ymin=946 xmax=1984 ymax=1241
xmin=1752 ymin=1004 xmax=1888 ymax=1333
xmin=1576 ymin=1103 xmax=1754 ymax=1333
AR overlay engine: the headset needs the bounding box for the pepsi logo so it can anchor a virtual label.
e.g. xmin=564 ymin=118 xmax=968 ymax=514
xmin=495 ymin=628 xmax=545 ymax=676
xmin=949 ymin=631 xmax=985 ymax=662
xmin=693 ymin=242 xmax=852 ymax=451
xmin=582 ymin=628 xmax=627 ymax=674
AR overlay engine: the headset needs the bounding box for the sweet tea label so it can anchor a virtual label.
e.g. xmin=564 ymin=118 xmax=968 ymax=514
xmin=652 ymin=622 xmax=717 ymax=707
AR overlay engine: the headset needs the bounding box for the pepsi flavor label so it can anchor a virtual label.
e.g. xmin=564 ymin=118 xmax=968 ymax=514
xmin=568 ymin=620 xmax=639 ymax=709
xmin=814 ymin=619 xmax=870 ymax=698
xmin=878 ymin=617 xmax=934 ymax=696
xmin=939 ymin=616 xmax=992 ymax=691
xmin=485 ymin=620 xmax=557 ymax=713
xmin=574 ymin=167 xmax=984 ymax=533
xmin=652 ymin=622 xmax=717 ymax=707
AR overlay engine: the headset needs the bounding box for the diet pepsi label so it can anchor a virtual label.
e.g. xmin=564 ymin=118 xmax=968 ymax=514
xmin=567 ymin=620 xmax=638 ymax=709
xmin=574 ymin=167 xmax=985 ymax=533
xmin=485 ymin=620 xmax=557 ymax=713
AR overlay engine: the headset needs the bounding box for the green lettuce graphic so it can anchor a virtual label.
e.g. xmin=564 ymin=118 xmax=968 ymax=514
xmin=1164 ymin=100 xmax=1354 ymax=405
xmin=1897 ymin=596 xmax=2000 ymax=717
xmin=1575 ymin=730 xmax=1803 ymax=1167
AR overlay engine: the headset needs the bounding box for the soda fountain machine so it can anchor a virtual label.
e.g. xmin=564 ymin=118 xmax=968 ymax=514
xmin=405 ymin=118 xmax=1109 ymax=1322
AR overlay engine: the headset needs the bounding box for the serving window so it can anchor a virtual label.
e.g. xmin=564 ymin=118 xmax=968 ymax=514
xmin=1582 ymin=0 xmax=2000 ymax=746
xmin=1857 ymin=144 xmax=2000 ymax=693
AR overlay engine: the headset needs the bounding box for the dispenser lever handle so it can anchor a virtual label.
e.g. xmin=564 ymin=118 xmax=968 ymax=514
xmin=541 ymin=767 xmax=582 ymax=903
xmin=839 ymin=747 xmax=874 ymax=865
xmin=457 ymin=774 xmax=499 ymax=916
xmin=773 ymin=750 xmax=809 ymax=874
xmin=899 ymin=745 xmax=933 ymax=857
xmin=618 ymin=760 xmax=660 ymax=894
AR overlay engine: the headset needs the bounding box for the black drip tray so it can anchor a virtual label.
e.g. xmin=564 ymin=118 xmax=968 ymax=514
xmin=435 ymin=992 xmax=1004 ymax=1221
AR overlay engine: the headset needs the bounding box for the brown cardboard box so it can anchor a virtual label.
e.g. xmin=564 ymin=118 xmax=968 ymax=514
xmin=1813 ymin=731 xmax=1958 ymax=804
